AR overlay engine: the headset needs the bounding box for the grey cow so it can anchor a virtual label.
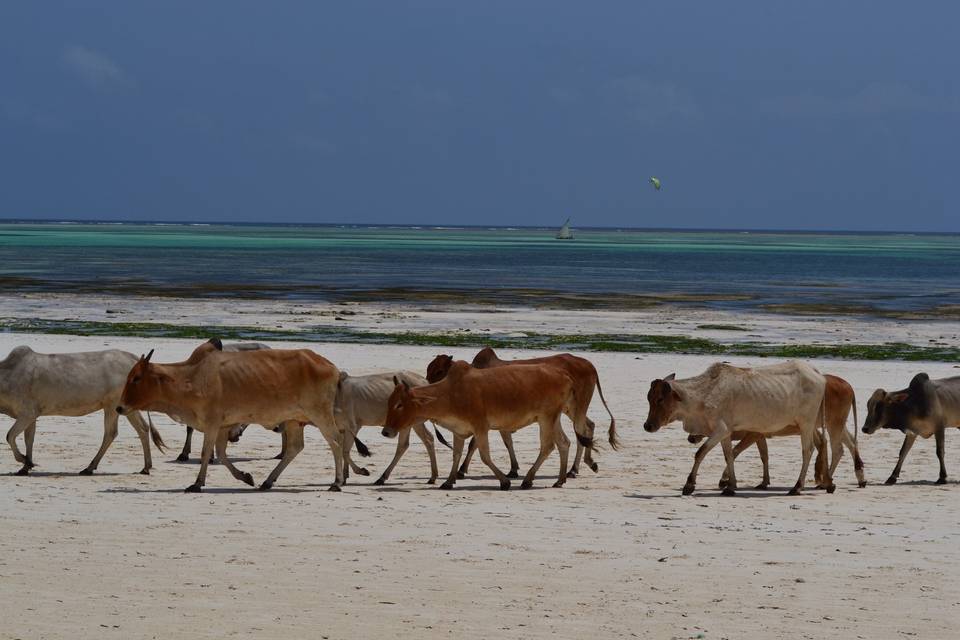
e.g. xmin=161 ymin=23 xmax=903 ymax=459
xmin=0 ymin=345 xmax=164 ymax=475
xmin=863 ymin=373 xmax=960 ymax=485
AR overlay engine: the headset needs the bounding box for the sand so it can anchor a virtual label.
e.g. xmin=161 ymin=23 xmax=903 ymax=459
xmin=2 ymin=331 xmax=959 ymax=639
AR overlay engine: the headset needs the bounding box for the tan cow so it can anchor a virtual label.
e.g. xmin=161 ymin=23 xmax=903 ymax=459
xmin=116 ymin=339 xmax=344 ymax=492
xmin=644 ymin=361 xmax=831 ymax=496
xmin=690 ymin=373 xmax=865 ymax=489
xmin=426 ymin=348 xmax=617 ymax=479
xmin=384 ymin=361 xmax=593 ymax=490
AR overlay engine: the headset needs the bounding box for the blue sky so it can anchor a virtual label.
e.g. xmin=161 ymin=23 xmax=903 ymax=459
xmin=1 ymin=1 xmax=957 ymax=230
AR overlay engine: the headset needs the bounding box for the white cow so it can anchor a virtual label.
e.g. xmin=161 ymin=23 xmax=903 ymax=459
xmin=644 ymin=361 xmax=831 ymax=496
xmin=0 ymin=345 xmax=164 ymax=475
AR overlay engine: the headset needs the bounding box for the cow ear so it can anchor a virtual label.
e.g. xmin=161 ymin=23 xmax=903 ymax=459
xmin=208 ymin=338 xmax=223 ymax=351
xmin=909 ymin=373 xmax=929 ymax=393
xmin=144 ymin=349 xmax=154 ymax=363
xmin=890 ymin=392 xmax=909 ymax=403
xmin=664 ymin=373 xmax=676 ymax=381
xmin=402 ymin=381 xmax=411 ymax=391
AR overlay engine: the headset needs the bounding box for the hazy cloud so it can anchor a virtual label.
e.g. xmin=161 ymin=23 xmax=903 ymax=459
xmin=62 ymin=45 xmax=127 ymax=88
xmin=762 ymin=82 xmax=960 ymax=117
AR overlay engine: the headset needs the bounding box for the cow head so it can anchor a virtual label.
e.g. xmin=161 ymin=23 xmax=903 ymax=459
xmin=117 ymin=350 xmax=165 ymax=414
xmin=426 ymin=354 xmax=454 ymax=383
xmin=382 ymin=376 xmax=423 ymax=437
xmin=644 ymin=373 xmax=680 ymax=432
xmin=862 ymin=388 xmax=910 ymax=434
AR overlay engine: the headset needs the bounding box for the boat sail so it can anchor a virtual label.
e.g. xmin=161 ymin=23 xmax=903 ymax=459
xmin=555 ymin=218 xmax=574 ymax=240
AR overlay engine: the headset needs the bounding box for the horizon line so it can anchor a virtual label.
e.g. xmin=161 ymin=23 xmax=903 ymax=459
xmin=0 ymin=217 xmax=956 ymax=236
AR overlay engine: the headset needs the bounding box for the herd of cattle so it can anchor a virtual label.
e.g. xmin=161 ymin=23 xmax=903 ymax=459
xmin=1 ymin=339 xmax=958 ymax=495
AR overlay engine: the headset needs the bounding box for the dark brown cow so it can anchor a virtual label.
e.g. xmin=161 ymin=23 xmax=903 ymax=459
xmin=385 ymin=361 xmax=593 ymax=490
xmin=117 ymin=339 xmax=344 ymax=492
xmin=426 ymin=347 xmax=617 ymax=479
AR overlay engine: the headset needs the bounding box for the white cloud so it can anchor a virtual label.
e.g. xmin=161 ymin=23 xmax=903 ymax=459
xmin=762 ymin=82 xmax=960 ymax=117
xmin=62 ymin=45 xmax=127 ymax=89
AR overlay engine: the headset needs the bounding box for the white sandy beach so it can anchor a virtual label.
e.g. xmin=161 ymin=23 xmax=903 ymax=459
xmin=2 ymin=326 xmax=959 ymax=640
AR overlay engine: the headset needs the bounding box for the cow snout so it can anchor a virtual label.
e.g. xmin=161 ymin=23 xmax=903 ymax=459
xmin=116 ymin=405 xmax=125 ymax=415
xmin=381 ymin=427 xmax=398 ymax=438
xmin=643 ymin=420 xmax=660 ymax=433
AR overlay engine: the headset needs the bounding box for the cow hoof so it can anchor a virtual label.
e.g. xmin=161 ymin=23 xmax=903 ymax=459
xmin=241 ymin=472 xmax=255 ymax=487
xmin=936 ymin=477 xmax=947 ymax=485
xmin=787 ymin=487 xmax=801 ymax=496
xmin=589 ymin=462 xmax=599 ymax=473
xmin=140 ymin=468 xmax=150 ymax=476
xmin=184 ymin=484 xmax=202 ymax=493
xmin=826 ymin=484 xmax=836 ymax=494
xmin=373 ymin=477 xmax=386 ymax=486
xmin=273 ymin=453 xmax=283 ymax=460
xmin=259 ymin=481 xmax=273 ymax=491
xmin=566 ymin=469 xmax=578 ymax=479
xmin=15 ymin=466 xmax=30 ymax=476
xmin=175 ymin=453 xmax=190 ymax=462
xmin=499 ymin=479 xmax=511 ymax=491
xmin=858 ymin=481 xmax=868 ymax=488
xmin=79 ymin=468 xmax=94 ymax=476
xmin=456 ymin=470 xmax=466 ymax=480
xmin=356 ymin=468 xmax=370 ymax=477
xmin=426 ymin=478 xmax=436 ymax=485
xmin=718 ymin=479 xmax=729 ymax=490
xmin=681 ymin=483 xmax=695 ymax=496
xmin=884 ymin=476 xmax=898 ymax=485
xmin=521 ymin=480 xmax=533 ymax=490
xmin=328 ymin=483 xmax=341 ymax=492
xmin=552 ymin=480 xmax=565 ymax=488
xmin=755 ymin=482 xmax=769 ymax=490
xmin=507 ymin=469 xmax=520 ymax=479
xmin=440 ymin=481 xmax=455 ymax=490
xmin=721 ymin=487 xmax=736 ymax=497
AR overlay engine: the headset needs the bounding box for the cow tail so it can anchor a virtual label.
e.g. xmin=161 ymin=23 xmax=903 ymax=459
xmin=433 ymin=425 xmax=452 ymax=449
xmin=851 ymin=391 xmax=858 ymax=448
xmin=595 ymin=371 xmax=619 ymax=451
xmin=147 ymin=412 xmax=166 ymax=453
xmin=353 ymin=436 xmax=371 ymax=458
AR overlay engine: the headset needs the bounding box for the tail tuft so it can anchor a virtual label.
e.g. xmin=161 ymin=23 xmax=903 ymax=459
xmin=354 ymin=436 xmax=371 ymax=457
xmin=576 ymin=433 xmax=594 ymax=449
xmin=147 ymin=412 xmax=166 ymax=452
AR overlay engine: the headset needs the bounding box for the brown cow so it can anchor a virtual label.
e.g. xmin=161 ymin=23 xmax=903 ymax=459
xmin=426 ymin=347 xmax=617 ymax=479
xmin=116 ymin=339 xmax=345 ymax=492
xmin=385 ymin=361 xmax=593 ymax=490
xmin=689 ymin=373 xmax=865 ymax=488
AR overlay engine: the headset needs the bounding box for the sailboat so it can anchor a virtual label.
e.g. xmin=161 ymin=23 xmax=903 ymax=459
xmin=555 ymin=217 xmax=574 ymax=240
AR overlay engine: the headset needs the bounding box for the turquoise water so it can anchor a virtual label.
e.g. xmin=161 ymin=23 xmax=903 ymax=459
xmin=1 ymin=222 xmax=958 ymax=314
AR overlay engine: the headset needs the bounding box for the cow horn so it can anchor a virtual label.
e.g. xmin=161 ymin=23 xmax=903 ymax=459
xmin=664 ymin=373 xmax=676 ymax=381
xmin=393 ymin=375 xmax=400 ymax=387
xmin=144 ymin=349 xmax=155 ymax=363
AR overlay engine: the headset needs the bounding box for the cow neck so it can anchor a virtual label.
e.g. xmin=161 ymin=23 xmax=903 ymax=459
xmin=412 ymin=380 xmax=452 ymax=423
xmin=148 ymin=361 xmax=204 ymax=412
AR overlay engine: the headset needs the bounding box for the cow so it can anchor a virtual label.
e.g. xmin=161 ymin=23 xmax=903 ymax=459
xmin=0 ymin=345 xmax=165 ymax=476
xmin=332 ymin=371 xmax=440 ymax=485
xmin=116 ymin=339 xmax=344 ymax=492
xmin=644 ymin=361 xmax=832 ymax=496
xmin=384 ymin=361 xmax=593 ymax=490
xmin=426 ymin=347 xmax=617 ymax=479
xmin=176 ymin=341 xmax=273 ymax=463
xmin=862 ymin=373 xmax=960 ymax=485
xmin=688 ymin=373 xmax=865 ymax=489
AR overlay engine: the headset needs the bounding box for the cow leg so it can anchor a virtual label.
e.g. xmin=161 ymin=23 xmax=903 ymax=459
xmin=719 ymin=436 xmax=738 ymax=496
xmin=500 ymin=431 xmax=520 ymax=479
xmin=886 ymin=432 xmax=917 ymax=485
xmin=825 ymin=428 xmax=845 ymax=487
xmin=312 ymin=420 xmax=346 ymax=491
xmin=841 ymin=429 xmax=866 ymax=487
xmin=521 ymin=421 xmax=557 ymax=490
xmin=475 ymin=429 xmax=511 ymax=490
xmin=274 ymin=427 xmax=288 ymax=460
xmin=186 ymin=428 xmax=217 ymax=492
xmin=788 ymin=429 xmax=816 ymax=496
xmin=457 ymin=437 xmax=478 ymax=479
xmin=568 ymin=417 xmax=597 ymax=478
xmin=374 ymin=426 xmax=412 ymax=486
xmin=260 ymin=421 xmax=305 ymax=491
xmin=23 ymin=420 xmax=37 ymax=470
xmin=7 ymin=416 xmax=36 ymax=474
xmin=124 ymin=411 xmax=154 ymax=475
xmin=683 ymin=425 xmax=727 ymax=496
xmin=178 ymin=426 xmax=194 ymax=462
xmin=413 ymin=422 xmax=439 ymax=484
xmin=935 ymin=426 xmax=948 ymax=484
xmin=753 ymin=437 xmax=770 ymax=489
xmin=719 ymin=435 xmax=757 ymax=489
xmin=342 ymin=422 xmax=369 ymax=479
xmin=553 ymin=418 xmax=570 ymax=488
xmin=81 ymin=411 xmax=120 ymax=475
xmin=215 ymin=429 xmax=254 ymax=487
xmin=441 ymin=435 xmax=466 ymax=490
xmin=813 ymin=431 xmax=829 ymax=489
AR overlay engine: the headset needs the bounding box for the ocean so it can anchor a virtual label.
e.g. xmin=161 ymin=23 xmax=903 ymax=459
xmin=1 ymin=221 xmax=958 ymax=317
